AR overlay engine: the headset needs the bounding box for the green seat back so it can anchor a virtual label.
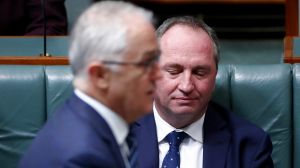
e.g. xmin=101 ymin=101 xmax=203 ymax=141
xmin=213 ymin=64 xmax=292 ymax=167
xmin=45 ymin=66 xmax=73 ymax=118
xmin=293 ymin=63 xmax=300 ymax=168
xmin=230 ymin=64 xmax=292 ymax=168
xmin=0 ymin=66 xmax=46 ymax=168
xmin=212 ymin=64 xmax=231 ymax=110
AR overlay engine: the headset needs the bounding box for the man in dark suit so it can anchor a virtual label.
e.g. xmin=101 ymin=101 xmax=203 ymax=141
xmin=133 ymin=16 xmax=274 ymax=168
xmin=19 ymin=1 xmax=160 ymax=167
xmin=0 ymin=0 xmax=67 ymax=35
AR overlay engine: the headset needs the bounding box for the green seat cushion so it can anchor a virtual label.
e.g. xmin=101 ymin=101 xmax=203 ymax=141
xmin=0 ymin=65 xmax=46 ymax=167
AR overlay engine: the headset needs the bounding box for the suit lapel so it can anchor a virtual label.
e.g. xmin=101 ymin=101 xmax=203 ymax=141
xmin=203 ymin=104 xmax=231 ymax=168
xmin=67 ymin=93 xmax=127 ymax=168
xmin=134 ymin=113 xmax=159 ymax=168
xmin=134 ymin=104 xmax=231 ymax=168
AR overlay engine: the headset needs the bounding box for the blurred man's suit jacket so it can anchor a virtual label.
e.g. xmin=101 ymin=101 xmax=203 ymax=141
xmin=19 ymin=93 xmax=126 ymax=168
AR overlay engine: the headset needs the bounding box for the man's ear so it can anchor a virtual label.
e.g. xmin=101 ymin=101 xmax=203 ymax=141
xmin=87 ymin=62 xmax=110 ymax=89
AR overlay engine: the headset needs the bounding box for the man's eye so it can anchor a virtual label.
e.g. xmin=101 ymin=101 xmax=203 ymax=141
xmin=194 ymin=69 xmax=208 ymax=77
xmin=195 ymin=71 xmax=205 ymax=76
xmin=166 ymin=69 xmax=181 ymax=75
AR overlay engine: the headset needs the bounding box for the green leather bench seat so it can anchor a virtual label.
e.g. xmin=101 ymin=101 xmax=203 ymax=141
xmin=212 ymin=65 xmax=231 ymax=110
xmin=0 ymin=65 xmax=72 ymax=168
xmin=230 ymin=64 xmax=292 ymax=168
xmin=293 ymin=64 xmax=300 ymax=168
xmin=0 ymin=66 xmax=46 ymax=168
xmin=45 ymin=66 xmax=73 ymax=118
xmin=212 ymin=64 xmax=292 ymax=168
xmin=0 ymin=64 xmax=299 ymax=168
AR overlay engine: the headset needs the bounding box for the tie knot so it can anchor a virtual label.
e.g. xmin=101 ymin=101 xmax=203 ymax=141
xmin=165 ymin=131 xmax=187 ymax=147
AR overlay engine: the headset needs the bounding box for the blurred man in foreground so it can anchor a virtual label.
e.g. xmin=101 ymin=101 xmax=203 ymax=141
xmin=19 ymin=1 xmax=160 ymax=167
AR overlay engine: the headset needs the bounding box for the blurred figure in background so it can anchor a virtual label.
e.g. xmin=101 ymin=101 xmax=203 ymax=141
xmin=0 ymin=0 xmax=67 ymax=35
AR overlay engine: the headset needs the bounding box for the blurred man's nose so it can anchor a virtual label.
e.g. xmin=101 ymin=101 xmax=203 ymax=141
xmin=149 ymin=63 xmax=162 ymax=81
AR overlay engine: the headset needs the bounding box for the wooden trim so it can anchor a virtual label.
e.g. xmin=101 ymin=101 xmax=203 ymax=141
xmin=286 ymin=0 xmax=298 ymax=36
xmin=0 ymin=36 xmax=69 ymax=65
xmin=284 ymin=36 xmax=300 ymax=63
xmin=0 ymin=35 xmax=67 ymax=38
xmin=131 ymin=0 xmax=285 ymax=4
xmin=0 ymin=56 xmax=69 ymax=65
xmin=284 ymin=57 xmax=300 ymax=63
xmin=284 ymin=36 xmax=293 ymax=58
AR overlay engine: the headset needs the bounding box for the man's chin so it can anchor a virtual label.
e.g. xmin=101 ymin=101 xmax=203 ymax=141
xmin=171 ymin=106 xmax=199 ymax=115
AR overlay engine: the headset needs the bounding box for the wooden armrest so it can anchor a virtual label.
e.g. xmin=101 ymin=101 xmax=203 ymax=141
xmin=0 ymin=56 xmax=69 ymax=65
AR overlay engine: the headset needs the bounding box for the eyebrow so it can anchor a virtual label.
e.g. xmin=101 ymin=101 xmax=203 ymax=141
xmin=162 ymin=63 xmax=182 ymax=69
xmin=193 ymin=65 xmax=211 ymax=70
xmin=162 ymin=63 xmax=211 ymax=70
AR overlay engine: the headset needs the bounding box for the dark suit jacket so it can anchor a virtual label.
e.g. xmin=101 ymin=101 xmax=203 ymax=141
xmin=19 ymin=93 xmax=126 ymax=168
xmin=0 ymin=0 xmax=67 ymax=35
xmin=133 ymin=101 xmax=274 ymax=168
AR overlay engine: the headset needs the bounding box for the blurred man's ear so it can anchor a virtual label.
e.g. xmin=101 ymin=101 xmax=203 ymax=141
xmin=88 ymin=62 xmax=109 ymax=89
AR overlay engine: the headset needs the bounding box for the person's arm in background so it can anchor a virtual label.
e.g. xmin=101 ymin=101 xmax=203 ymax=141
xmin=26 ymin=0 xmax=68 ymax=35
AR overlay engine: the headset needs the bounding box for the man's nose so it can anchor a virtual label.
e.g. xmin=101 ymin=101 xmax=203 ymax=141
xmin=178 ymin=72 xmax=194 ymax=94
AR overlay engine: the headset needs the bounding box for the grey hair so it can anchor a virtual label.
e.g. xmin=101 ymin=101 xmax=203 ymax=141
xmin=69 ymin=1 xmax=153 ymax=78
xmin=157 ymin=16 xmax=220 ymax=69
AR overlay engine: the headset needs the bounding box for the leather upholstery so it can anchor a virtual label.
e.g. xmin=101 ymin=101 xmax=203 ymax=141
xmin=230 ymin=64 xmax=292 ymax=168
xmin=0 ymin=66 xmax=46 ymax=168
xmin=0 ymin=64 xmax=299 ymax=168
xmin=212 ymin=64 xmax=293 ymax=168
xmin=212 ymin=65 xmax=231 ymax=110
xmin=45 ymin=66 xmax=73 ymax=118
xmin=293 ymin=64 xmax=300 ymax=168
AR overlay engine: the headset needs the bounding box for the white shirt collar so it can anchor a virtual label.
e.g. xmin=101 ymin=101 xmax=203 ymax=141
xmin=153 ymin=102 xmax=205 ymax=143
xmin=75 ymin=89 xmax=129 ymax=145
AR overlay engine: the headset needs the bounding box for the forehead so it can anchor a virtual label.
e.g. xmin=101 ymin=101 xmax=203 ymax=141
xmin=160 ymin=25 xmax=215 ymax=66
xmin=124 ymin=16 xmax=159 ymax=61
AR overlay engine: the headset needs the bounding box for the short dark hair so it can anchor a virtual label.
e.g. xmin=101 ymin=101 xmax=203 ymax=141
xmin=157 ymin=16 xmax=220 ymax=69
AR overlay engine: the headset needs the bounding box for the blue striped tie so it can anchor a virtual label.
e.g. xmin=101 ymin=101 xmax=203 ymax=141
xmin=126 ymin=129 xmax=138 ymax=168
xmin=161 ymin=131 xmax=187 ymax=168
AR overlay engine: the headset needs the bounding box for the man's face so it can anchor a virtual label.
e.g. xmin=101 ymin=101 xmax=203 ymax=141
xmin=108 ymin=19 xmax=160 ymax=123
xmin=154 ymin=25 xmax=217 ymax=126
